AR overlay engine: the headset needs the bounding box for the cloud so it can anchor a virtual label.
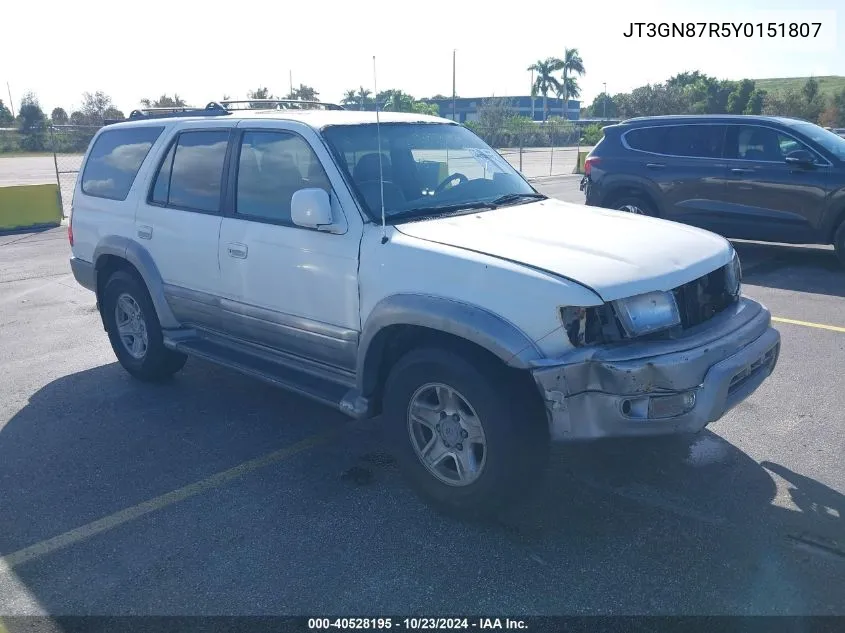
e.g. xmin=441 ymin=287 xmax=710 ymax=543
xmin=103 ymin=142 xmax=154 ymax=172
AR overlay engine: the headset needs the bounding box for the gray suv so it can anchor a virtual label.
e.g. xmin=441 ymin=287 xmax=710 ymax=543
xmin=580 ymin=115 xmax=845 ymax=265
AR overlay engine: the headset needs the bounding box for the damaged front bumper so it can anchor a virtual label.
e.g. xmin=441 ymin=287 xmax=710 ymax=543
xmin=532 ymin=297 xmax=780 ymax=441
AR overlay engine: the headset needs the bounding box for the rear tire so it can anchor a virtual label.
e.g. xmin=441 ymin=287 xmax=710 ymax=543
xmin=102 ymin=270 xmax=187 ymax=382
xmin=382 ymin=346 xmax=549 ymax=518
xmin=834 ymin=221 xmax=845 ymax=267
xmin=607 ymin=193 xmax=656 ymax=217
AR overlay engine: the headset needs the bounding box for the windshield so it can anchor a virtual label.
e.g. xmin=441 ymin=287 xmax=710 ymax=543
xmin=789 ymin=121 xmax=845 ymax=161
xmin=320 ymin=123 xmax=539 ymax=222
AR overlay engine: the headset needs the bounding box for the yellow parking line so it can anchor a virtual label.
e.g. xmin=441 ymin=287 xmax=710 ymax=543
xmin=772 ymin=316 xmax=845 ymax=334
xmin=0 ymin=428 xmax=339 ymax=570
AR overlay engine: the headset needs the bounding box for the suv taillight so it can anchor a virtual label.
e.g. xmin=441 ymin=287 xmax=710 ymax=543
xmin=68 ymin=209 xmax=74 ymax=247
xmin=584 ymin=156 xmax=601 ymax=177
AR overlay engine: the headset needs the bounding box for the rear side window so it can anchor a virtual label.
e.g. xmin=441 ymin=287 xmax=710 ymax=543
xmin=664 ymin=125 xmax=725 ymax=158
xmin=81 ymin=126 xmax=164 ymax=200
xmin=150 ymin=130 xmax=230 ymax=213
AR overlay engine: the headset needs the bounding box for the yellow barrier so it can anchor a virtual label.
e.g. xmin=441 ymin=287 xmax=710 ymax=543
xmin=572 ymin=150 xmax=589 ymax=175
xmin=0 ymin=184 xmax=62 ymax=231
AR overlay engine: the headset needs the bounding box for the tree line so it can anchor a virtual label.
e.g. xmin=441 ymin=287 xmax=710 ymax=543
xmin=583 ymin=72 xmax=845 ymax=127
xmin=0 ymin=84 xmax=444 ymax=153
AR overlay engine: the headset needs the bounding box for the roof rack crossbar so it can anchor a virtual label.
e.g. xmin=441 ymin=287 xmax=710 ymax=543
xmin=128 ymin=102 xmax=230 ymax=120
xmin=220 ymin=99 xmax=345 ymax=111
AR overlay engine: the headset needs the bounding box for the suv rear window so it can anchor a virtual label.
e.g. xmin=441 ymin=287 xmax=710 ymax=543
xmin=81 ymin=126 xmax=164 ymax=200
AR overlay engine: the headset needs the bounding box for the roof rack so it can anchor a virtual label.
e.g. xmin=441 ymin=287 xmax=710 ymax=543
xmin=128 ymin=102 xmax=231 ymax=120
xmin=123 ymin=99 xmax=345 ymax=122
xmin=221 ymin=99 xmax=345 ymax=111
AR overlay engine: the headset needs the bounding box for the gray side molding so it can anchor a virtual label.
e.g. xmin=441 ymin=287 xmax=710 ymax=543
xmin=356 ymin=294 xmax=544 ymax=397
xmin=93 ymin=236 xmax=180 ymax=329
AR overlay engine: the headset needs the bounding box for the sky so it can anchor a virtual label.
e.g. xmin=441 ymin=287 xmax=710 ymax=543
xmin=1 ymin=0 xmax=842 ymax=115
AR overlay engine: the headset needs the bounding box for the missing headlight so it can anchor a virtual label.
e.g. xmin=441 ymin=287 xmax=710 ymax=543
xmin=560 ymin=305 xmax=625 ymax=346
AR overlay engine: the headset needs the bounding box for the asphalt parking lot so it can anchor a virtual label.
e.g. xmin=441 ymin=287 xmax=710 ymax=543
xmin=1 ymin=175 xmax=844 ymax=617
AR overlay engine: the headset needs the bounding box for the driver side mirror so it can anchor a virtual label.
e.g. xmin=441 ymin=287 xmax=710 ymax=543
xmin=784 ymin=149 xmax=816 ymax=168
xmin=291 ymin=188 xmax=334 ymax=230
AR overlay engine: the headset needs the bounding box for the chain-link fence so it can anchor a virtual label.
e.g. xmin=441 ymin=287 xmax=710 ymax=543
xmin=468 ymin=120 xmax=595 ymax=179
xmin=49 ymin=125 xmax=99 ymax=216
xmin=0 ymin=124 xmax=99 ymax=217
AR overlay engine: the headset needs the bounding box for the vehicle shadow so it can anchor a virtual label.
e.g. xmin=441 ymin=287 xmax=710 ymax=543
xmin=1 ymin=362 xmax=843 ymax=616
xmin=732 ymin=240 xmax=845 ymax=298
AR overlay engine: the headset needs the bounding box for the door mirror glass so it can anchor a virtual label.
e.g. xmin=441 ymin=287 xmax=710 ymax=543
xmin=291 ymin=188 xmax=333 ymax=229
xmin=784 ymin=149 xmax=816 ymax=166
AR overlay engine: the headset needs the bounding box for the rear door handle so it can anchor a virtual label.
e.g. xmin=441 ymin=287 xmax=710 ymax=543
xmin=646 ymin=163 xmax=665 ymax=169
xmin=137 ymin=225 xmax=152 ymax=240
xmin=730 ymin=167 xmax=754 ymax=174
xmin=227 ymin=243 xmax=248 ymax=259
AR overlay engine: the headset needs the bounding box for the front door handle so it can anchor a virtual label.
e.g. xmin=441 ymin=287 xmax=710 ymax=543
xmin=730 ymin=167 xmax=754 ymax=174
xmin=645 ymin=162 xmax=665 ymax=169
xmin=137 ymin=225 xmax=152 ymax=240
xmin=227 ymin=243 xmax=248 ymax=259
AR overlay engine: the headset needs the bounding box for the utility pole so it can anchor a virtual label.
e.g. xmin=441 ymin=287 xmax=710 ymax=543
xmin=289 ymin=70 xmax=294 ymax=98
xmin=452 ymin=49 xmax=457 ymax=122
xmin=603 ymin=82 xmax=607 ymax=120
xmin=7 ymin=82 xmax=14 ymax=117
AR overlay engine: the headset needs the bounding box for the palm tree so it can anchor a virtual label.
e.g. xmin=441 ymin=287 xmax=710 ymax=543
xmin=381 ymin=90 xmax=415 ymax=112
xmin=527 ymin=58 xmax=563 ymax=121
xmin=355 ymin=87 xmax=372 ymax=110
xmin=559 ymin=48 xmax=585 ymax=118
xmin=342 ymin=89 xmax=358 ymax=107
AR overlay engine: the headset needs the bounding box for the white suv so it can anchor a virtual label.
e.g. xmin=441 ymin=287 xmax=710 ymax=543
xmin=69 ymin=101 xmax=781 ymax=515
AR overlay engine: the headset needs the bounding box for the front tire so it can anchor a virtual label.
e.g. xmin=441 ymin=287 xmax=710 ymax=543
xmin=383 ymin=346 xmax=549 ymax=517
xmin=102 ymin=270 xmax=187 ymax=382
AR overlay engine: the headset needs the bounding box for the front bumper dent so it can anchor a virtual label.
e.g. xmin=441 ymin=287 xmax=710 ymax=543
xmin=532 ymin=297 xmax=780 ymax=441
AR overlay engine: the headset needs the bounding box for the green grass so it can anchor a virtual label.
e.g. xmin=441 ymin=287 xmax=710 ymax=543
xmin=754 ymin=76 xmax=845 ymax=98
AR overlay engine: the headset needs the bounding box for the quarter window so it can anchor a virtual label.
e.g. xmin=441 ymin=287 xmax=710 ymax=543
xmin=81 ymin=126 xmax=164 ymax=200
xmin=150 ymin=130 xmax=229 ymax=213
xmin=235 ymin=131 xmax=331 ymax=223
xmin=623 ymin=127 xmax=665 ymax=154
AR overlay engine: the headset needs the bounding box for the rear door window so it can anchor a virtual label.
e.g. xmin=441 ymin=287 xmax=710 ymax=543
xmin=81 ymin=126 xmax=164 ymax=200
xmin=663 ymin=125 xmax=726 ymax=158
xmin=150 ymin=130 xmax=230 ymax=213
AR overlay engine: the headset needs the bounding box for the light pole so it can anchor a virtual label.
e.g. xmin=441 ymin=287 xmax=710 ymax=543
xmin=452 ymin=49 xmax=457 ymax=122
xmin=602 ymin=82 xmax=607 ymax=120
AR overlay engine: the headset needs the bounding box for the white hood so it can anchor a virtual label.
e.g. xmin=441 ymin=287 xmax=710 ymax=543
xmin=395 ymin=198 xmax=732 ymax=302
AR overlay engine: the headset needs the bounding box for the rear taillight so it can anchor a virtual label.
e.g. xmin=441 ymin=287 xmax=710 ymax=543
xmin=67 ymin=210 xmax=74 ymax=247
xmin=584 ymin=156 xmax=601 ymax=177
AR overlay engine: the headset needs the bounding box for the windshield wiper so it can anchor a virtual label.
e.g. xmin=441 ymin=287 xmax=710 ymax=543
xmin=387 ymin=201 xmax=497 ymax=222
xmin=386 ymin=193 xmax=547 ymax=223
xmin=489 ymin=192 xmax=548 ymax=206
